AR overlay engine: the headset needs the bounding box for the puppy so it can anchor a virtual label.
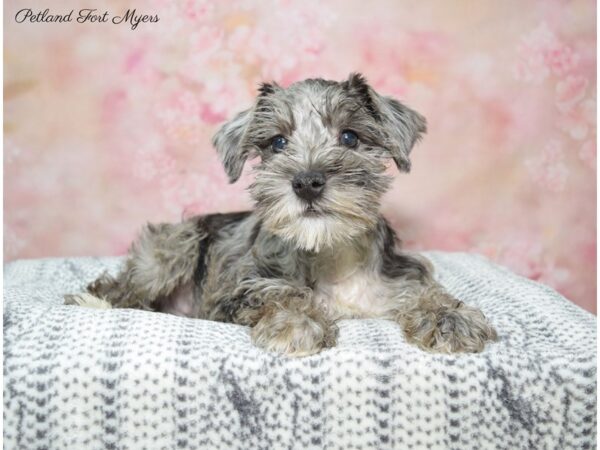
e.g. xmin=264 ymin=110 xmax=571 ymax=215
xmin=66 ymin=73 xmax=497 ymax=356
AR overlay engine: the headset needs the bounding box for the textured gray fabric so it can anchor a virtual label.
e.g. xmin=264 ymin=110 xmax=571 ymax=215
xmin=3 ymin=252 xmax=596 ymax=450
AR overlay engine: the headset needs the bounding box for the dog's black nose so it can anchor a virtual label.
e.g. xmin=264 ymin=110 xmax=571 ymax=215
xmin=291 ymin=171 xmax=326 ymax=201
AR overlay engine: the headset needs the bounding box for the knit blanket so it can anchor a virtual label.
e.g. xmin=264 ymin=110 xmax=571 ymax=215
xmin=3 ymin=253 xmax=596 ymax=449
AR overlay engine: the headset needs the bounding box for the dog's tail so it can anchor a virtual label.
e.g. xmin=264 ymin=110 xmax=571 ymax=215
xmin=64 ymin=292 xmax=113 ymax=309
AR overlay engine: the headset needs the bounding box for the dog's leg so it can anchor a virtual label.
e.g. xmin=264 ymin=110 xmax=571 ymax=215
xmin=65 ymin=219 xmax=205 ymax=312
xmin=389 ymin=255 xmax=497 ymax=353
xmin=231 ymin=279 xmax=338 ymax=357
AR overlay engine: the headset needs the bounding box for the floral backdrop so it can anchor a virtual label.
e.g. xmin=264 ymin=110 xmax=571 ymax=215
xmin=4 ymin=0 xmax=596 ymax=312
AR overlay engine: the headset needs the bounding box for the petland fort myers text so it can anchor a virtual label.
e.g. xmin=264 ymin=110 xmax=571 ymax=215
xmin=15 ymin=8 xmax=159 ymax=30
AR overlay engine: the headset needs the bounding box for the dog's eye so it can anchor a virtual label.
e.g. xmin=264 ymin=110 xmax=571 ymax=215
xmin=340 ymin=130 xmax=359 ymax=148
xmin=271 ymin=135 xmax=288 ymax=152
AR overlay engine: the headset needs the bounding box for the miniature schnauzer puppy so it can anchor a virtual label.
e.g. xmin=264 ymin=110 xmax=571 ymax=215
xmin=66 ymin=73 xmax=497 ymax=356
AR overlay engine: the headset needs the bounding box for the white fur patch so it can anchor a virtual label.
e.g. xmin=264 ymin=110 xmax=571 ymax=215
xmin=312 ymin=241 xmax=397 ymax=319
xmin=65 ymin=293 xmax=112 ymax=310
xmin=314 ymin=269 xmax=395 ymax=320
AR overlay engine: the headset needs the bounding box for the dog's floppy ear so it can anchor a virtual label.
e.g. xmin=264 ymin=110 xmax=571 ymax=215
xmin=212 ymin=107 xmax=254 ymax=183
xmin=346 ymin=73 xmax=427 ymax=172
xmin=212 ymin=82 xmax=281 ymax=183
xmin=375 ymin=95 xmax=427 ymax=172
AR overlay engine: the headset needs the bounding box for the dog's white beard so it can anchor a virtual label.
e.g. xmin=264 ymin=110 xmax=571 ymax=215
xmin=258 ymin=190 xmax=377 ymax=252
xmin=268 ymin=215 xmax=368 ymax=252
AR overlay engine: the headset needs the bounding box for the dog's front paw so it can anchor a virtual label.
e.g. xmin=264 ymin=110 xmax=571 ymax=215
xmin=399 ymin=296 xmax=497 ymax=353
xmin=250 ymin=300 xmax=338 ymax=357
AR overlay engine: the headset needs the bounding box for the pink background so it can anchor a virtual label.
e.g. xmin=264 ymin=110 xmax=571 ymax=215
xmin=4 ymin=0 xmax=596 ymax=313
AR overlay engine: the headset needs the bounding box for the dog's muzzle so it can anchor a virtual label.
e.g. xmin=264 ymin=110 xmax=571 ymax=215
xmin=291 ymin=171 xmax=326 ymax=201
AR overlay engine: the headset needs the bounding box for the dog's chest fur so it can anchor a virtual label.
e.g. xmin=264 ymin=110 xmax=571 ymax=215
xmin=311 ymin=245 xmax=395 ymax=320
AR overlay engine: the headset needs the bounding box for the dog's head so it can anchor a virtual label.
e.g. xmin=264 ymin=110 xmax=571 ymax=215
xmin=213 ymin=73 xmax=426 ymax=252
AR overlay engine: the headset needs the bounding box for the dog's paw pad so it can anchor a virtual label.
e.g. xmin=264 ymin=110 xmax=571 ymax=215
xmin=64 ymin=293 xmax=113 ymax=309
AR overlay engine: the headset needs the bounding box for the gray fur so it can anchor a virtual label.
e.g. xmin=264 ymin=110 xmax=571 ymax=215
xmin=212 ymin=109 xmax=255 ymax=182
xmin=66 ymin=74 xmax=496 ymax=356
xmin=65 ymin=219 xmax=204 ymax=311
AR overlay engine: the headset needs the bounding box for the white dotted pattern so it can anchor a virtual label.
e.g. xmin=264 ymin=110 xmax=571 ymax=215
xmin=3 ymin=253 xmax=596 ymax=449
